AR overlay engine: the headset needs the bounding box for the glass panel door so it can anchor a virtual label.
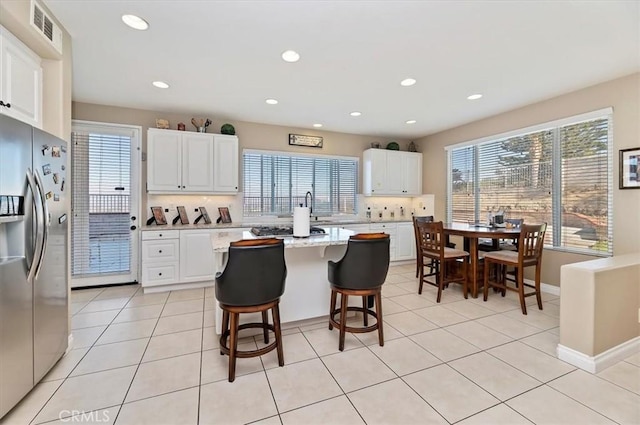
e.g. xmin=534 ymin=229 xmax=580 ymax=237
xmin=70 ymin=122 xmax=140 ymax=287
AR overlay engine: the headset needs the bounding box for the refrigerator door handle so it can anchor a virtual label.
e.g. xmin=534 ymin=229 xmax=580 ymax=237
xmin=33 ymin=169 xmax=49 ymax=280
xmin=26 ymin=169 xmax=44 ymax=284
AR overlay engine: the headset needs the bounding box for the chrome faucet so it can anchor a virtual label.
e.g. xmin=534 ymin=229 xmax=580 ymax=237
xmin=304 ymin=191 xmax=313 ymax=215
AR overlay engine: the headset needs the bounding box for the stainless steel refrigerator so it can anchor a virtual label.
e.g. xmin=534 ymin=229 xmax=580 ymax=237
xmin=0 ymin=114 xmax=68 ymax=419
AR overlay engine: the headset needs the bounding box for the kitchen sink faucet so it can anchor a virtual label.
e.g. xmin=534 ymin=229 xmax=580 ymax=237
xmin=305 ymin=191 xmax=313 ymax=215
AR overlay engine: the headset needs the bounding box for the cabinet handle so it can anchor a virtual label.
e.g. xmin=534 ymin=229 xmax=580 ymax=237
xmin=178 ymin=185 xmax=181 ymax=188
xmin=0 ymin=101 xmax=10 ymax=108
xmin=159 ymin=234 xmax=163 ymax=237
xmin=182 ymin=186 xmax=185 ymax=189
xmin=158 ymin=272 xmax=162 ymax=276
xmin=158 ymin=250 xmax=162 ymax=253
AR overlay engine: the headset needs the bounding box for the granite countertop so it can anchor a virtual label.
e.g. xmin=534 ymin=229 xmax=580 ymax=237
xmin=210 ymin=227 xmax=355 ymax=253
xmin=142 ymin=218 xmax=412 ymax=231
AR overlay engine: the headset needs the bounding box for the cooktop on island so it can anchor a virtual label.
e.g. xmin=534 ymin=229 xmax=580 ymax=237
xmin=250 ymin=226 xmax=326 ymax=237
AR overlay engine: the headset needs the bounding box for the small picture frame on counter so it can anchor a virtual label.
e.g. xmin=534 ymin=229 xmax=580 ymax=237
xmin=194 ymin=207 xmax=212 ymax=224
xmin=150 ymin=206 xmax=167 ymax=225
xmin=177 ymin=206 xmax=189 ymax=224
xmin=217 ymin=207 xmax=232 ymax=224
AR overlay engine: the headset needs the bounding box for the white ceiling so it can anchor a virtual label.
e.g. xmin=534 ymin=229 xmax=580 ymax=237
xmin=44 ymin=0 xmax=640 ymax=139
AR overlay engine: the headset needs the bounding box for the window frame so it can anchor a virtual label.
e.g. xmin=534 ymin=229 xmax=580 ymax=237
xmin=446 ymin=108 xmax=613 ymax=257
xmin=242 ymin=149 xmax=359 ymax=218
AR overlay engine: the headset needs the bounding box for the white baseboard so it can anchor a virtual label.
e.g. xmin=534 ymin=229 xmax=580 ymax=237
xmin=66 ymin=333 xmax=74 ymax=355
xmin=143 ymin=280 xmax=214 ymax=294
xmin=521 ymin=278 xmax=560 ymax=296
xmin=557 ymin=336 xmax=640 ymax=373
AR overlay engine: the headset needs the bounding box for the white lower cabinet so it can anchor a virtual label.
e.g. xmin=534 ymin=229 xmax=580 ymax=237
xmin=369 ymin=223 xmax=398 ymax=261
xmin=179 ymin=230 xmax=216 ymax=283
xmin=140 ymin=223 xmax=415 ymax=290
xmin=142 ymin=228 xmax=253 ymax=289
xmin=141 ymin=230 xmax=180 ymax=287
xmin=395 ymin=222 xmax=416 ymax=261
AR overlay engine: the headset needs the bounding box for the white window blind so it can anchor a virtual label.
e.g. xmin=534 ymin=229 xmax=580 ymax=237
xmin=71 ymin=131 xmax=132 ymax=276
xmin=446 ymin=113 xmax=612 ymax=256
xmin=243 ymin=151 xmax=358 ymax=216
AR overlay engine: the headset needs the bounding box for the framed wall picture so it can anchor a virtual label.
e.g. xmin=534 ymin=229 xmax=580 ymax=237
xmin=150 ymin=206 xmax=167 ymax=225
xmin=177 ymin=206 xmax=189 ymax=224
xmin=620 ymin=147 xmax=640 ymax=189
xmin=218 ymin=207 xmax=232 ymax=223
xmin=289 ymin=134 xmax=323 ymax=148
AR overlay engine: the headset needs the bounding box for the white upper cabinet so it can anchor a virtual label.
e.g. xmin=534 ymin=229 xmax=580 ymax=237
xmin=363 ymin=149 xmax=422 ymax=196
xmin=181 ymin=132 xmax=215 ymax=192
xmin=0 ymin=26 xmax=42 ymax=128
xmin=212 ymin=134 xmax=238 ymax=192
xmin=147 ymin=129 xmax=238 ymax=194
xmin=147 ymin=130 xmax=182 ymax=192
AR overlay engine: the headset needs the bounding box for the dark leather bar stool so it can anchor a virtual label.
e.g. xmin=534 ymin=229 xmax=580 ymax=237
xmin=215 ymin=238 xmax=287 ymax=382
xmin=328 ymin=233 xmax=390 ymax=351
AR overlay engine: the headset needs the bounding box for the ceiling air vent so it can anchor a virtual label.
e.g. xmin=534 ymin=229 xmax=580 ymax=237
xmin=30 ymin=0 xmax=63 ymax=55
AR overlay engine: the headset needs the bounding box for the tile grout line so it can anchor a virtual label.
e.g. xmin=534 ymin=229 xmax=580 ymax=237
xmin=109 ymin=288 xmax=173 ymax=425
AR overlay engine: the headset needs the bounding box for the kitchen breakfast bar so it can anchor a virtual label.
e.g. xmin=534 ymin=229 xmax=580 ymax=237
xmin=210 ymin=227 xmax=355 ymax=334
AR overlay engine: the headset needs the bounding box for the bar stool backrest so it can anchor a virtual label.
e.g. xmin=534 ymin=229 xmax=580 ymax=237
xmin=328 ymin=233 xmax=390 ymax=290
xmin=215 ymin=238 xmax=287 ymax=306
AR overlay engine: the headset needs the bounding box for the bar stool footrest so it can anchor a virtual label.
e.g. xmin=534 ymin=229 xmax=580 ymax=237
xmin=329 ymin=306 xmax=379 ymax=334
xmin=219 ymin=322 xmax=278 ymax=358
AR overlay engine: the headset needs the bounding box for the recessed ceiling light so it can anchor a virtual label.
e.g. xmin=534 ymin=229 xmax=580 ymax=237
xmin=467 ymin=93 xmax=483 ymax=100
xmin=152 ymin=81 xmax=169 ymax=89
xmin=400 ymin=78 xmax=417 ymax=87
xmin=266 ymin=98 xmax=278 ymax=105
xmin=122 ymin=14 xmax=149 ymax=30
xmin=350 ymin=111 xmax=362 ymax=117
xmin=406 ymin=120 xmax=416 ymax=124
xmin=313 ymin=123 xmax=323 ymax=128
xmin=281 ymin=50 xmax=300 ymax=63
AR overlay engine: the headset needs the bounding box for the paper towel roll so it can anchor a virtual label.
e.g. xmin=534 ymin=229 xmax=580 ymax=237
xmin=293 ymin=207 xmax=310 ymax=238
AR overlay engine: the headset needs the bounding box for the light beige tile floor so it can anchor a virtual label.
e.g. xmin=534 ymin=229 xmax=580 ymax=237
xmin=3 ymin=264 xmax=639 ymax=425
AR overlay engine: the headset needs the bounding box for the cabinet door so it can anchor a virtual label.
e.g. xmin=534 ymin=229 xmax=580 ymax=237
xmin=403 ymin=152 xmax=422 ymax=195
xmin=363 ymin=149 xmax=388 ymax=195
xmin=395 ymin=222 xmax=416 ymax=260
xmin=385 ymin=152 xmax=405 ymax=195
xmin=370 ymin=223 xmax=397 ymax=260
xmin=147 ymin=130 xmax=182 ymax=192
xmin=182 ymin=133 xmax=214 ymax=192
xmin=0 ymin=30 xmax=42 ymax=128
xmin=179 ymin=230 xmax=216 ymax=282
xmin=213 ymin=135 xmax=238 ymax=192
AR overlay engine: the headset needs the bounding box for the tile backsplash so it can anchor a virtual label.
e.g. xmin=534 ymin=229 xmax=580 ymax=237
xmin=145 ymin=193 xmax=435 ymax=225
xmin=146 ymin=194 xmax=243 ymax=225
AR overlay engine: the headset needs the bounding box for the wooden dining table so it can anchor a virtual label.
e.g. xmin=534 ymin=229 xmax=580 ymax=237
xmin=443 ymin=222 xmax=521 ymax=298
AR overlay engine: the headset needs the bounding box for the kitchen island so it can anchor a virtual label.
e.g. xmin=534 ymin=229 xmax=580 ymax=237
xmin=210 ymin=227 xmax=354 ymax=334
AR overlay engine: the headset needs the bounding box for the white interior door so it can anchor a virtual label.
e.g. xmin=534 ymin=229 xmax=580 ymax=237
xmin=70 ymin=121 xmax=141 ymax=287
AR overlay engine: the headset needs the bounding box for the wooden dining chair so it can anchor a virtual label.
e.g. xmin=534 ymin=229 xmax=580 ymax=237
xmin=413 ymin=216 xmax=434 ymax=278
xmin=482 ymin=223 xmax=547 ymax=314
xmin=417 ymin=221 xmax=469 ymax=302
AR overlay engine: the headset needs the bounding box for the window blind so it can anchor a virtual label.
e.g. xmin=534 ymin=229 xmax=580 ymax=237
xmin=243 ymin=151 xmax=358 ymax=216
xmin=446 ymin=114 xmax=612 ymax=256
xmin=71 ymin=131 xmax=132 ymax=277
